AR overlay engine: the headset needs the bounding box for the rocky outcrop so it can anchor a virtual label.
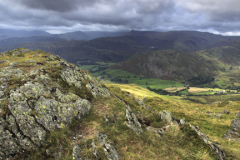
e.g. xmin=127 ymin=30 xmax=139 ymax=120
xmin=0 ymin=49 xmax=112 ymax=159
xmin=223 ymin=112 xmax=240 ymax=141
xmin=0 ymin=71 xmax=93 ymax=158
xmin=0 ymin=76 xmax=9 ymax=99
xmin=158 ymin=110 xmax=175 ymax=124
xmin=60 ymin=62 xmax=110 ymax=98
xmin=125 ymin=105 xmax=143 ymax=135
xmin=113 ymin=94 xmax=143 ymax=134
xmin=223 ymin=109 xmax=230 ymax=114
xmin=91 ymin=140 xmax=100 ymax=160
xmin=46 ymin=145 xmax=63 ymax=160
xmin=190 ymin=124 xmax=225 ymax=160
xmin=204 ymin=111 xmax=222 ymax=119
xmin=97 ymin=132 xmax=120 ymax=160
xmin=72 ymin=142 xmax=84 ymax=160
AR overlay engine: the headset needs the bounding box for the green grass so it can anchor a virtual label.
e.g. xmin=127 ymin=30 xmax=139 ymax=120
xmin=108 ymin=83 xmax=240 ymax=159
xmin=80 ymin=63 xmax=184 ymax=90
xmin=3 ymin=48 xmax=239 ymax=159
xmin=184 ymin=94 xmax=240 ymax=104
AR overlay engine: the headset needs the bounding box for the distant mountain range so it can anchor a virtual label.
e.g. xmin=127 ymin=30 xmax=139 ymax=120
xmin=0 ymin=29 xmax=128 ymax=41
xmin=1 ymin=30 xmax=240 ymax=63
xmin=1 ymin=29 xmax=240 ymax=80
xmin=0 ymin=29 xmax=51 ymax=40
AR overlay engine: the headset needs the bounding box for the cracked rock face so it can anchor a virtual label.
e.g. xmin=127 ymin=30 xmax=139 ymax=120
xmin=72 ymin=143 xmax=83 ymax=160
xmin=0 ymin=49 xmax=112 ymax=159
xmin=158 ymin=110 xmax=175 ymax=124
xmin=224 ymin=112 xmax=240 ymax=141
xmin=0 ymin=65 xmax=110 ymax=159
xmin=125 ymin=105 xmax=143 ymax=134
xmin=97 ymin=132 xmax=120 ymax=160
xmin=190 ymin=124 xmax=225 ymax=160
xmin=7 ymin=78 xmax=93 ymax=148
xmin=60 ymin=63 xmax=110 ymax=98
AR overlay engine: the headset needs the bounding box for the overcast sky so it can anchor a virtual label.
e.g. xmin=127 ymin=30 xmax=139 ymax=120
xmin=0 ymin=0 xmax=240 ymax=35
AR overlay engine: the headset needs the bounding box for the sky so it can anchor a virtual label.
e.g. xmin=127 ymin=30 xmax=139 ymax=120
xmin=0 ymin=0 xmax=240 ymax=35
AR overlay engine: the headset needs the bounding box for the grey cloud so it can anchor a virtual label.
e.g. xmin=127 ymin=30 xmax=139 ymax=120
xmin=0 ymin=0 xmax=239 ymax=35
xmin=19 ymin=0 xmax=98 ymax=12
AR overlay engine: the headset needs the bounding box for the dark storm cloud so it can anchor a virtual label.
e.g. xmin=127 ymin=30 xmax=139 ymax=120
xmin=19 ymin=0 xmax=98 ymax=12
xmin=0 ymin=0 xmax=240 ymax=35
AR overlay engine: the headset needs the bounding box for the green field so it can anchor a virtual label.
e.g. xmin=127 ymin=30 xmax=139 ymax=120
xmin=211 ymin=69 xmax=240 ymax=89
xmin=78 ymin=62 xmax=184 ymax=90
xmin=183 ymin=94 xmax=240 ymax=104
xmin=79 ymin=62 xmax=240 ymax=96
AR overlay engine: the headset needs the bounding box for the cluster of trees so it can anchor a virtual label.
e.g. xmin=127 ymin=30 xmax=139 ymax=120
xmin=78 ymin=61 xmax=98 ymax=65
xmin=187 ymin=75 xmax=215 ymax=85
xmin=110 ymin=76 xmax=129 ymax=83
xmin=146 ymin=87 xmax=169 ymax=95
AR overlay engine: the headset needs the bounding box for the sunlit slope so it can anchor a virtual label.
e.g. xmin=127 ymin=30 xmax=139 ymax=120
xmin=106 ymin=83 xmax=240 ymax=159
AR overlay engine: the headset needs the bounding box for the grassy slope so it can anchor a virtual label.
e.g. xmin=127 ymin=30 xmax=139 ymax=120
xmin=106 ymin=83 xmax=240 ymax=159
xmin=3 ymin=48 xmax=240 ymax=159
xmin=0 ymin=48 xmax=226 ymax=159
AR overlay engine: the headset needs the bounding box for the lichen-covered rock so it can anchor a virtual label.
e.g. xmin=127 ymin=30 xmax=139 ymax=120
xmin=104 ymin=115 xmax=110 ymax=125
xmin=0 ymin=76 xmax=9 ymax=99
xmin=61 ymin=64 xmax=84 ymax=89
xmin=231 ymin=119 xmax=240 ymax=131
xmin=223 ymin=109 xmax=230 ymax=114
xmin=12 ymin=48 xmax=32 ymax=56
xmin=223 ymin=129 xmax=240 ymax=141
xmin=125 ymin=105 xmax=143 ymax=134
xmin=0 ymin=48 xmax=111 ymax=159
xmin=230 ymin=112 xmax=240 ymax=131
xmin=0 ymin=65 xmax=93 ymax=158
xmin=7 ymin=115 xmax=37 ymax=151
xmin=86 ymin=82 xmax=110 ymax=98
xmin=91 ymin=140 xmax=100 ymax=160
xmin=9 ymin=80 xmax=92 ymax=134
xmin=224 ymin=112 xmax=240 ymax=142
xmin=190 ymin=124 xmax=225 ymax=160
xmin=0 ymin=116 xmax=23 ymax=159
xmin=0 ymin=67 xmax=24 ymax=77
xmin=72 ymin=143 xmax=83 ymax=160
xmin=180 ymin=118 xmax=186 ymax=126
xmin=97 ymin=132 xmax=120 ymax=160
xmin=60 ymin=63 xmax=110 ymax=98
xmin=158 ymin=110 xmax=175 ymax=124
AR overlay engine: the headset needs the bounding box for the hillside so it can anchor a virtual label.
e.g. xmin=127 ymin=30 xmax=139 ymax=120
xmin=52 ymin=31 xmax=127 ymax=41
xmin=0 ymin=29 xmax=50 ymax=40
xmin=1 ymin=31 xmax=240 ymax=64
xmin=1 ymin=48 xmax=240 ymax=159
xmin=111 ymin=46 xmax=240 ymax=80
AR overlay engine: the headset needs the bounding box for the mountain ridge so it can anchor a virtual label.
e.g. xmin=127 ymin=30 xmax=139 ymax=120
xmin=2 ymin=30 xmax=240 ymax=64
